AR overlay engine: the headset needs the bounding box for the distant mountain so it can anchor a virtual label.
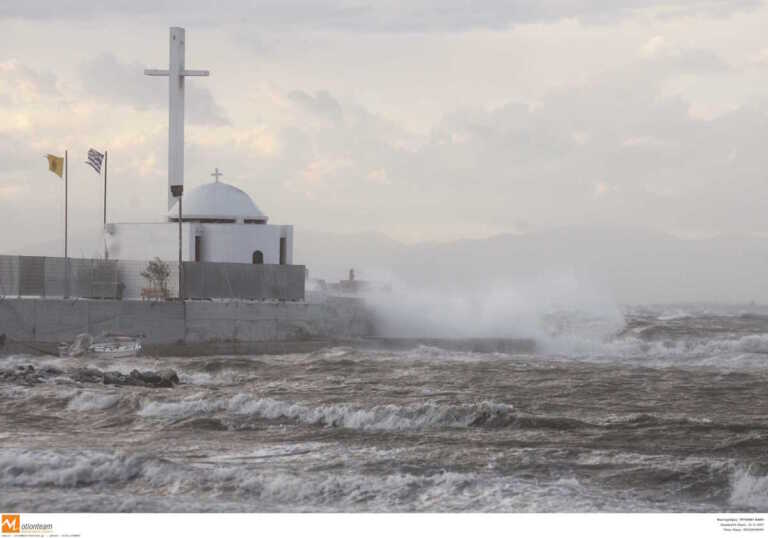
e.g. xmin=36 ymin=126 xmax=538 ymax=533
xmin=5 ymin=231 xmax=105 ymax=259
xmin=295 ymin=226 xmax=768 ymax=304
xmin=295 ymin=228 xmax=406 ymax=283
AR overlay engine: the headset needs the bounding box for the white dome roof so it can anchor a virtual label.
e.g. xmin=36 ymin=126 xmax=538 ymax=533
xmin=167 ymin=181 xmax=268 ymax=222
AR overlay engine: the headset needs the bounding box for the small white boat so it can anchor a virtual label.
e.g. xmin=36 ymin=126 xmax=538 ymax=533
xmin=59 ymin=333 xmax=143 ymax=358
xmin=88 ymin=337 xmax=143 ymax=359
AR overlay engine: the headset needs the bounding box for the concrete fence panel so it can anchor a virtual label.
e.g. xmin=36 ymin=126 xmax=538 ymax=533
xmin=0 ymin=256 xmax=20 ymax=297
xmin=0 ymin=255 xmax=305 ymax=301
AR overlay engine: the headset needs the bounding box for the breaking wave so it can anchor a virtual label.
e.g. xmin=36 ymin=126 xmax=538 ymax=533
xmin=0 ymin=446 xmax=738 ymax=512
xmin=0 ymin=449 xmax=146 ymax=488
xmin=139 ymin=395 xmax=519 ymax=431
xmin=729 ymin=468 xmax=768 ymax=510
xmin=67 ymin=391 xmax=121 ymax=411
xmin=0 ymin=447 xmax=643 ymax=512
xmin=138 ymin=395 xmax=761 ymax=434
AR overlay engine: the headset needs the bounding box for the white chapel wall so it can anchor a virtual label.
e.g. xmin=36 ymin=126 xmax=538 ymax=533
xmin=196 ymin=224 xmax=289 ymax=264
xmin=107 ymin=222 xmax=295 ymax=266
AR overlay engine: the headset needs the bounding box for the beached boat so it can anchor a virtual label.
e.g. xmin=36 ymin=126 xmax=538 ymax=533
xmin=58 ymin=334 xmax=143 ymax=358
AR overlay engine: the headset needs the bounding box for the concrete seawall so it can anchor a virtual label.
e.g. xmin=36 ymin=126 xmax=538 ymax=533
xmin=0 ymin=297 xmax=373 ymax=355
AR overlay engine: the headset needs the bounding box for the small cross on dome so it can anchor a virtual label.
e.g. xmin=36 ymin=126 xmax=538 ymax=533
xmin=211 ymin=167 xmax=223 ymax=182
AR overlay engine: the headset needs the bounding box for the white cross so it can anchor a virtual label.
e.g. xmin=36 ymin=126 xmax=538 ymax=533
xmin=144 ymin=27 xmax=210 ymax=210
xmin=211 ymin=167 xmax=223 ymax=182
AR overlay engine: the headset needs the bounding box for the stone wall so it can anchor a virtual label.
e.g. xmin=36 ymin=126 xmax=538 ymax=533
xmin=0 ymin=296 xmax=372 ymax=352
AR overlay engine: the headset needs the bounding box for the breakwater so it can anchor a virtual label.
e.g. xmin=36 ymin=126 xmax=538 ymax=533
xmin=0 ymin=297 xmax=373 ymax=355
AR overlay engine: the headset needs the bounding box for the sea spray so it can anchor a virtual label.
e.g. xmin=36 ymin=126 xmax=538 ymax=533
xmin=730 ymin=468 xmax=768 ymax=510
xmin=361 ymin=272 xmax=624 ymax=351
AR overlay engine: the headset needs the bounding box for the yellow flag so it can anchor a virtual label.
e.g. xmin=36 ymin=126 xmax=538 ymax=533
xmin=46 ymin=154 xmax=64 ymax=178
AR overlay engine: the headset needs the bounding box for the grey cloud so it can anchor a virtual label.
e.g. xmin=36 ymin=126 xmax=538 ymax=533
xmin=639 ymin=46 xmax=733 ymax=75
xmin=79 ymin=53 xmax=229 ymax=125
xmin=187 ymin=87 xmax=230 ymax=127
xmin=664 ymin=49 xmax=732 ymax=73
xmin=1 ymin=1 xmax=760 ymax=30
xmin=287 ymin=90 xmax=344 ymax=125
xmin=236 ymin=62 xmax=768 ymax=240
xmin=0 ymin=61 xmax=59 ymax=106
xmin=9 ymin=62 xmax=58 ymax=93
xmin=0 ymin=134 xmax=40 ymax=174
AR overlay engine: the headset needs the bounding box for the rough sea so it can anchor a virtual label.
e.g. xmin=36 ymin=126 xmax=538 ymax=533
xmin=1 ymin=304 xmax=768 ymax=512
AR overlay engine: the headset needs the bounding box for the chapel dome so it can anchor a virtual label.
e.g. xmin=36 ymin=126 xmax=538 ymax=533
xmin=167 ymin=181 xmax=268 ymax=223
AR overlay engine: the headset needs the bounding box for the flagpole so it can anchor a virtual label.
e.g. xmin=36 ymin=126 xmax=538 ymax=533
xmin=103 ymin=150 xmax=108 ymax=259
xmin=64 ymin=149 xmax=69 ymax=298
xmin=64 ymin=149 xmax=68 ymax=260
xmin=103 ymin=151 xmax=107 ymax=227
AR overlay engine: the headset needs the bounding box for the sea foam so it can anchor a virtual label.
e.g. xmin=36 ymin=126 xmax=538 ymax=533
xmin=0 ymin=449 xmax=145 ymax=488
xmin=67 ymin=391 xmax=121 ymax=411
xmin=730 ymin=468 xmax=768 ymax=510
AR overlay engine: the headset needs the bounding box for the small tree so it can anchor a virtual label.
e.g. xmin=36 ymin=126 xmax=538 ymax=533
xmin=141 ymin=257 xmax=171 ymax=296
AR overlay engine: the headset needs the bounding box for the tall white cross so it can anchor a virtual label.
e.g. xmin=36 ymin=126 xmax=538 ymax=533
xmin=144 ymin=27 xmax=210 ymax=209
xmin=211 ymin=167 xmax=223 ymax=182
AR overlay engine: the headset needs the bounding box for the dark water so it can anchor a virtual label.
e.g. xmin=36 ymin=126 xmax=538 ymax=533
xmin=1 ymin=305 xmax=768 ymax=512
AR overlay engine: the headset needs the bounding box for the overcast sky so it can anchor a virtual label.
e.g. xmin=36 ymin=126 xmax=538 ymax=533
xmin=2 ymin=0 xmax=768 ymax=253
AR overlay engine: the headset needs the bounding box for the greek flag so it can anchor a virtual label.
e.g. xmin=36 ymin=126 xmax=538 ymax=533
xmin=85 ymin=148 xmax=104 ymax=174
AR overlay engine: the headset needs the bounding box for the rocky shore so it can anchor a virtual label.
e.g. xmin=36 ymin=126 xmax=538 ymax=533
xmin=0 ymin=364 xmax=180 ymax=388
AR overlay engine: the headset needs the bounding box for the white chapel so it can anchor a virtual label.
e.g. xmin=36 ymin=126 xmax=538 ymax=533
xmin=104 ymin=27 xmax=293 ymax=266
xmin=106 ymin=170 xmax=294 ymax=265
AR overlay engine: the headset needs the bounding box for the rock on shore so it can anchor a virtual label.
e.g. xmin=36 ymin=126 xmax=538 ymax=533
xmin=0 ymin=364 xmax=179 ymax=388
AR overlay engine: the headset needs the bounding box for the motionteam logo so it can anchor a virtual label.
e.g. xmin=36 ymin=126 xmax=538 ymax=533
xmin=1 ymin=514 xmax=19 ymax=534
xmin=1 ymin=514 xmax=53 ymax=535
